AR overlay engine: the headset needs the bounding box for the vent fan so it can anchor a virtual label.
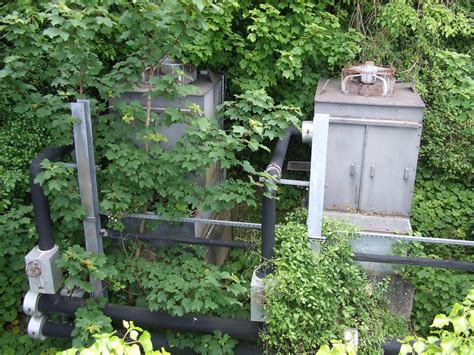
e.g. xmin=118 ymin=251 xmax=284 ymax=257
xmin=341 ymin=61 xmax=395 ymax=97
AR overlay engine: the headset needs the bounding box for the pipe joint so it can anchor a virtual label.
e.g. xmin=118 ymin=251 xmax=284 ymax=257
xmin=265 ymin=163 xmax=282 ymax=180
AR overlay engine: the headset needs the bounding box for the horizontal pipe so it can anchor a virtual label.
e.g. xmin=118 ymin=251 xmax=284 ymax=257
xmin=41 ymin=319 xmax=403 ymax=355
xmin=103 ymin=229 xmax=255 ymax=250
xmin=38 ymin=295 xmax=263 ymax=341
xmin=309 ymin=233 xmax=474 ymax=247
xmin=119 ymin=213 xmax=262 ymax=230
xmin=42 ymin=320 xmax=74 ymax=339
xmin=30 ymin=145 xmax=74 ymax=251
xmin=353 ymin=253 xmax=474 ymax=271
xmin=41 ymin=320 xmax=262 ymax=354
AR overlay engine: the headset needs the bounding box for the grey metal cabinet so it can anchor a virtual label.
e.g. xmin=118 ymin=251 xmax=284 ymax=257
xmin=315 ymin=79 xmax=425 ymax=218
xmin=108 ymin=73 xmax=224 ymax=149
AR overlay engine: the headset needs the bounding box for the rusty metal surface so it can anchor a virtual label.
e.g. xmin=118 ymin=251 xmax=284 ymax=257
xmin=287 ymin=161 xmax=311 ymax=171
xmin=315 ymin=79 xmax=425 ymax=108
xmin=342 ymin=62 xmax=396 ymax=97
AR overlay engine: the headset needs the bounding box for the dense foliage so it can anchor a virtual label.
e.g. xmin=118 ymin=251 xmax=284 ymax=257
xmin=262 ymin=210 xmax=407 ymax=353
xmin=60 ymin=320 xmax=169 ymax=355
xmin=0 ymin=0 xmax=472 ymax=352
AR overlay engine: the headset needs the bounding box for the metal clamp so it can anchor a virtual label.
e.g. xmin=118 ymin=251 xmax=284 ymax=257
xmin=27 ymin=315 xmax=46 ymax=340
xmin=23 ymin=290 xmax=42 ymax=317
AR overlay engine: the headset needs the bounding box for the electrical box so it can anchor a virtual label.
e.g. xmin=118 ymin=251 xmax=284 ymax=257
xmin=25 ymin=245 xmax=63 ymax=294
xmin=314 ymin=79 xmax=425 ymax=273
xmin=315 ymin=79 xmax=425 ymax=217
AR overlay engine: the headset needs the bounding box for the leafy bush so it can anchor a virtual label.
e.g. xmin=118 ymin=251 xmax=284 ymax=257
xmin=0 ymin=206 xmax=36 ymax=330
xmin=61 ymin=320 xmax=168 ymax=355
xmin=262 ymin=210 xmax=406 ymax=353
xmin=71 ymin=298 xmax=113 ymax=349
xmin=57 ymin=245 xmax=118 ymax=294
xmin=403 ymin=247 xmax=474 ymax=336
xmin=56 ymin=244 xmax=256 ymax=353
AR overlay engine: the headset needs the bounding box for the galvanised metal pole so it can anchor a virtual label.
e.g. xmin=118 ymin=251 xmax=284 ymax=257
xmin=307 ymin=114 xmax=330 ymax=253
xmin=71 ymin=100 xmax=104 ymax=298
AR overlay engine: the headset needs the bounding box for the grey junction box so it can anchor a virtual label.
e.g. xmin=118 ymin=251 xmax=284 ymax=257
xmin=315 ymin=79 xmax=425 ymax=217
xmin=314 ymin=79 xmax=425 ymax=273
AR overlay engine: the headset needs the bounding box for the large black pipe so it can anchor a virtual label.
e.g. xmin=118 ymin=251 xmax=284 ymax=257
xmin=261 ymin=127 xmax=300 ymax=265
xmin=103 ymin=229 xmax=255 ymax=250
xmin=38 ymin=294 xmax=263 ymax=341
xmin=41 ymin=320 xmax=262 ymax=354
xmin=30 ymin=145 xmax=73 ymax=251
xmin=354 ymin=253 xmax=474 ymax=271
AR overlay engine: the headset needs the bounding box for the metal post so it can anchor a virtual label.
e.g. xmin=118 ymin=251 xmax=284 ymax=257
xmin=71 ymin=100 xmax=104 ymax=298
xmin=307 ymin=114 xmax=330 ymax=252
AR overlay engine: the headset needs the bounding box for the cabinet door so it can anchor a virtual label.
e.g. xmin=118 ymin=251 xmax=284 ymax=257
xmin=324 ymin=123 xmax=365 ymax=211
xmin=359 ymin=126 xmax=421 ymax=216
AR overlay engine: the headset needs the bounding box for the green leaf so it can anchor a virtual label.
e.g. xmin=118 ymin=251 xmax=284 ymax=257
xmin=431 ymin=314 xmax=450 ymax=329
xmin=43 ymin=27 xmax=70 ymax=41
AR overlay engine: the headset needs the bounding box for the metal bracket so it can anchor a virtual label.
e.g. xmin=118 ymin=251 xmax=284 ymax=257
xmin=27 ymin=315 xmax=46 ymax=340
xmin=23 ymin=291 xmax=42 ymax=317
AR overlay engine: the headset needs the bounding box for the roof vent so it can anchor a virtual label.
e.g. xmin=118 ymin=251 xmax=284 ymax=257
xmin=341 ymin=61 xmax=395 ymax=97
xmin=142 ymin=57 xmax=197 ymax=85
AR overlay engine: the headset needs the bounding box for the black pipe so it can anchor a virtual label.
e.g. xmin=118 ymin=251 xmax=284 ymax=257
xmin=30 ymin=145 xmax=74 ymax=251
xmin=42 ymin=320 xmax=74 ymax=339
xmin=41 ymin=320 xmax=262 ymax=354
xmin=353 ymin=253 xmax=474 ymax=271
xmin=261 ymin=127 xmax=300 ymax=267
xmin=38 ymin=294 xmax=263 ymax=341
xmin=355 ymin=253 xmax=474 ymax=271
xmin=103 ymin=229 xmax=255 ymax=250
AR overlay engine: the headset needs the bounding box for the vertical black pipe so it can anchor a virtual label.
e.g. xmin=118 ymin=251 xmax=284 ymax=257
xmin=29 ymin=146 xmax=73 ymax=251
xmin=261 ymin=127 xmax=300 ymax=268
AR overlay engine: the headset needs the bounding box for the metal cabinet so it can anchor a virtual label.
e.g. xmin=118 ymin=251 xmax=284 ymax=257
xmin=108 ymin=73 xmax=224 ymax=149
xmin=315 ymin=79 xmax=425 ymax=218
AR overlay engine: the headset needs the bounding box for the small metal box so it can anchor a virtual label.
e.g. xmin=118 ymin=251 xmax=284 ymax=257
xmin=315 ymin=79 xmax=425 ymax=217
xmin=25 ymin=245 xmax=63 ymax=294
